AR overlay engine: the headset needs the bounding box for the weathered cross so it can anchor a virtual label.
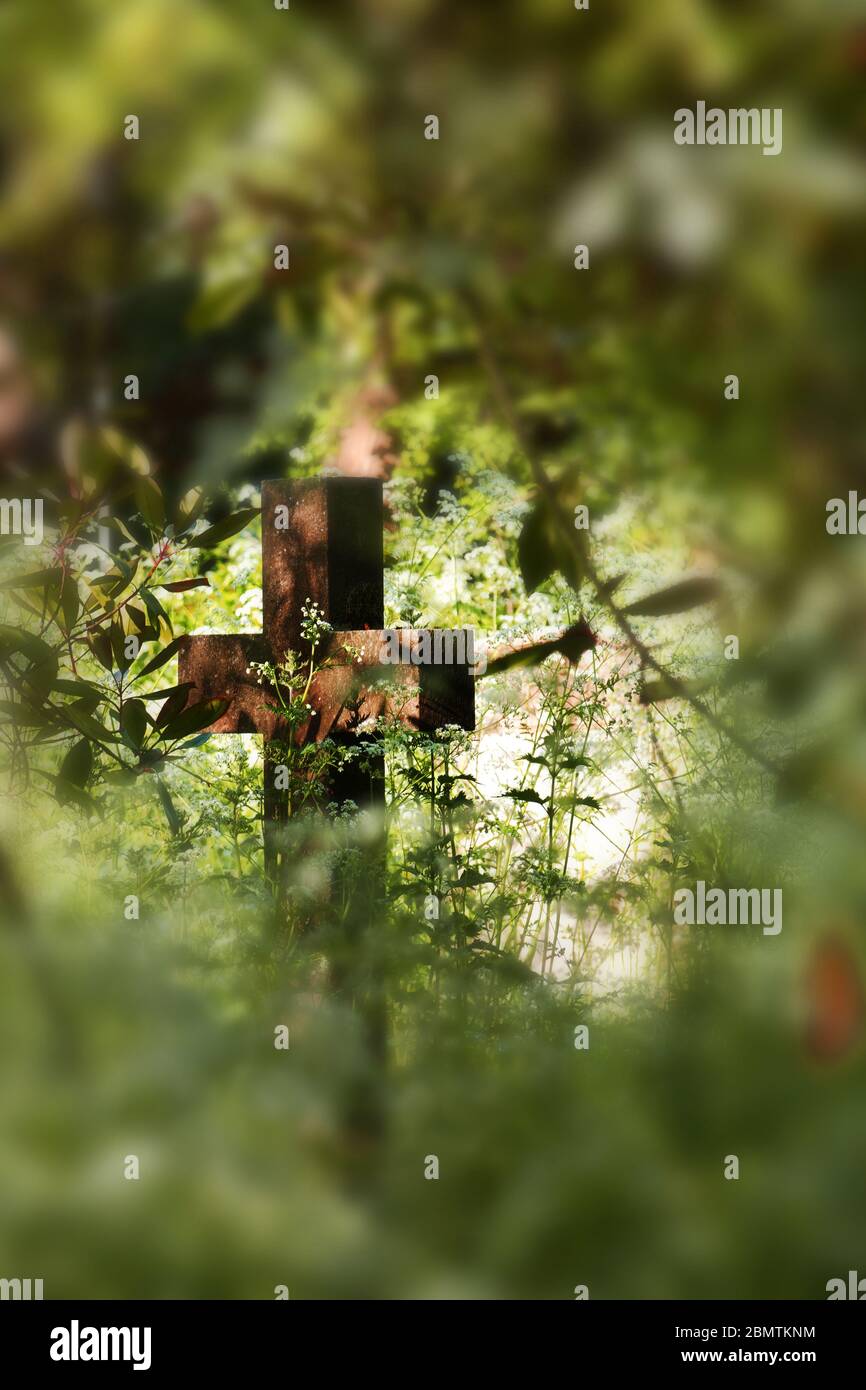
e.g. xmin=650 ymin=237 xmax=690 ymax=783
xmin=178 ymin=478 xmax=475 ymax=883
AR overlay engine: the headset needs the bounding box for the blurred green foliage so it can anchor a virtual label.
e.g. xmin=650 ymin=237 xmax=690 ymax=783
xmin=0 ymin=0 xmax=865 ymax=1299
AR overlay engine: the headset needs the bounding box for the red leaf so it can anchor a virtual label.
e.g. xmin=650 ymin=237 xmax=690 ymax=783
xmin=158 ymin=578 xmax=211 ymax=593
xmin=805 ymin=935 xmax=865 ymax=1063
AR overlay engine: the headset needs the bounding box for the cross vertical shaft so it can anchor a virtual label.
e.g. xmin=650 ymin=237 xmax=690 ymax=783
xmin=259 ymin=478 xmax=386 ymax=880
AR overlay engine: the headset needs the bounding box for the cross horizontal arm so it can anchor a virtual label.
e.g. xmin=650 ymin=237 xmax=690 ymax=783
xmin=309 ymin=630 xmax=475 ymax=737
xmin=178 ymin=634 xmax=273 ymax=735
xmin=178 ymin=629 xmax=474 ymax=741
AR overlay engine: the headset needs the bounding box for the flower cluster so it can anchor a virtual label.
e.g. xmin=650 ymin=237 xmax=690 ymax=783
xmin=299 ymin=599 xmax=333 ymax=648
xmin=246 ymin=660 xmax=268 ymax=686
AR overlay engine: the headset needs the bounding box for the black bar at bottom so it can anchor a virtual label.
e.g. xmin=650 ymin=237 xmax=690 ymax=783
xmin=1 ymin=1299 xmax=861 ymax=1374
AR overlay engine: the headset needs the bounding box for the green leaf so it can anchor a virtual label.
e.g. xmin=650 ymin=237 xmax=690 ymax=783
xmin=134 ymin=635 xmax=184 ymax=680
xmin=187 ymin=274 xmax=258 ymax=334
xmin=88 ymin=566 xmax=134 ymax=598
xmin=140 ymin=588 xmax=171 ymax=629
xmin=102 ymin=514 xmax=141 ymax=546
xmin=52 ymin=677 xmax=104 ymax=699
xmin=87 ymin=627 xmax=115 ymax=671
xmin=443 ymin=791 xmax=474 ymax=810
xmin=54 ymin=778 xmax=95 ymax=814
xmin=138 ymin=748 xmax=166 ymax=770
xmin=454 ymin=868 xmax=496 ymax=887
xmin=72 ymin=423 xmax=143 ymax=492
xmin=119 ymin=698 xmax=148 ymax=750
xmin=156 ymin=778 xmax=182 ymax=836
xmin=192 ymin=508 xmax=259 ymax=549
xmin=113 ymin=555 xmax=140 ymax=588
xmin=16 ymin=643 xmax=58 ymax=695
xmin=502 ymin=787 xmax=548 ymax=807
xmin=485 ymin=622 xmax=595 ymax=676
xmin=160 ymin=697 xmax=229 ymax=742
xmin=517 ymin=502 xmax=557 ymax=594
xmin=0 ymin=626 xmax=54 ymax=661
xmin=64 ymin=701 xmax=117 ymax=744
xmin=142 ymin=682 xmax=191 ymax=703
xmin=135 ymin=475 xmax=165 ymax=531
xmin=60 ymin=574 xmax=80 ymax=629
xmin=638 ymin=675 xmax=711 ymax=705
xmin=103 ymin=769 xmax=139 ymax=788
xmin=154 ymin=683 xmax=196 ymax=729
xmin=517 ymin=497 xmax=587 ymax=595
xmin=0 ymin=699 xmax=52 ymax=727
xmin=59 ymin=738 xmax=93 ymax=788
xmin=180 ymin=733 xmax=211 ymax=750
xmin=622 ymin=577 xmax=722 ymax=618
xmin=176 ymin=487 xmax=205 ymax=530
xmin=558 ymin=754 xmax=593 ymax=771
xmin=0 ymin=567 xmax=62 ymax=592
xmin=597 ymin=572 xmax=626 ymax=598
xmin=110 ymin=620 xmax=136 ymax=673
xmin=126 ymin=603 xmax=151 ymax=632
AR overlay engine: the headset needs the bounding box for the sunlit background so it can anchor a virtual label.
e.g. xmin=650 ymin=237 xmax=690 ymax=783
xmin=0 ymin=0 xmax=864 ymax=1299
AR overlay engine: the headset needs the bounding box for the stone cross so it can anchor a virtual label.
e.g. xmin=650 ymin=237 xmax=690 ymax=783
xmin=178 ymin=478 xmax=475 ymax=883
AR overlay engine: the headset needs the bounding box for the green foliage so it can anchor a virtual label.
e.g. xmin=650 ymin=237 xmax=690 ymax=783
xmin=0 ymin=457 xmax=262 ymax=810
xmin=0 ymin=0 xmax=864 ymax=1301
